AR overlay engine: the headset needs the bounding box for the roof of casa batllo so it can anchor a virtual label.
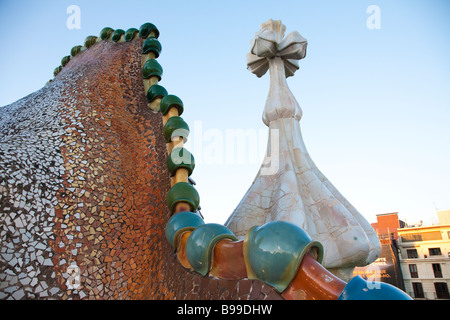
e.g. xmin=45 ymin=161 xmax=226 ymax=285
xmin=0 ymin=25 xmax=282 ymax=300
xmin=0 ymin=22 xmax=412 ymax=301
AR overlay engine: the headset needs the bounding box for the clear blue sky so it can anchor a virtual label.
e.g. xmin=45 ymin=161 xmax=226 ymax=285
xmin=1 ymin=0 xmax=449 ymax=226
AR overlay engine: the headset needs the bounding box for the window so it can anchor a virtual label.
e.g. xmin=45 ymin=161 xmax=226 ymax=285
xmin=422 ymin=232 xmax=442 ymax=241
xmin=401 ymin=231 xmax=442 ymax=242
xmin=432 ymin=263 xmax=443 ymax=278
xmin=434 ymin=283 xmax=449 ymax=299
xmin=429 ymin=248 xmax=442 ymax=256
xmin=401 ymin=233 xmax=422 ymax=242
xmin=412 ymin=282 xmax=424 ymax=298
xmin=407 ymin=249 xmax=418 ymax=258
xmin=409 ymin=264 xmax=418 ymax=278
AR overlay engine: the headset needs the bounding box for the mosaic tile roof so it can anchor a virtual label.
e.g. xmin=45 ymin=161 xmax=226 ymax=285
xmin=0 ymin=22 xmax=412 ymax=301
xmin=0 ymin=25 xmax=282 ymax=300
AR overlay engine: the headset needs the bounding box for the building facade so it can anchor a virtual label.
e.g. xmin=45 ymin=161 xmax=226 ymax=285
xmin=353 ymin=213 xmax=406 ymax=290
xmin=398 ymin=211 xmax=450 ymax=299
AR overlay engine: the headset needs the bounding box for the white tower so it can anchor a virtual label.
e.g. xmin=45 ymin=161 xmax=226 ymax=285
xmin=225 ymin=20 xmax=381 ymax=280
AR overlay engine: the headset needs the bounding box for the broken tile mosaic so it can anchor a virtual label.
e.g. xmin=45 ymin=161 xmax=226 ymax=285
xmin=0 ymin=24 xmax=282 ymax=300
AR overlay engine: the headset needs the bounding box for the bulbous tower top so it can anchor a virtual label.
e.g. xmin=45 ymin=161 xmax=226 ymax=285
xmin=247 ymin=19 xmax=307 ymax=126
xmin=227 ymin=20 xmax=381 ymax=280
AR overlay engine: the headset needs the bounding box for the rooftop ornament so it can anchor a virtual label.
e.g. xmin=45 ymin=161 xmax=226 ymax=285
xmin=0 ymin=19 xmax=411 ymax=300
xmin=225 ymin=19 xmax=382 ymax=280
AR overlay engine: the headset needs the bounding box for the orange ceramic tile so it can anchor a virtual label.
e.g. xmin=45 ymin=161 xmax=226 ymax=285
xmin=176 ymin=231 xmax=193 ymax=270
xmin=282 ymin=254 xmax=346 ymax=300
xmin=209 ymin=239 xmax=247 ymax=280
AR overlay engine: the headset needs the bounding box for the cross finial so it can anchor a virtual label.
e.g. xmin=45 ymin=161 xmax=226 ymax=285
xmin=246 ymin=19 xmax=308 ymax=78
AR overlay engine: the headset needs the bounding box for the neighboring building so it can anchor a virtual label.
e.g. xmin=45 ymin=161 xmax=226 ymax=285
xmin=353 ymin=211 xmax=450 ymax=299
xmin=353 ymin=213 xmax=406 ymax=291
xmin=438 ymin=210 xmax=450 ymax=225
xmin=371 ymin=212 xmax=406 ymax=241
xmin=398 ymin=211 xmax=450 ymax=300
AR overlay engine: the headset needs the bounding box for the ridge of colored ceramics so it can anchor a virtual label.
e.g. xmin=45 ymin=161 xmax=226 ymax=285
xmin=111 ymin=29 xmax=125 ymax=42
xmin=185 ymin=223 xmax=238 ymax=276
xmin=139 ymin=22 xmax=160 ymax=39
xmin=165 ymin=211 xmax=205 ymax=250
xmin=142 ymin=59 xmax=163 ymax=81
xmin=338 ymin=275 xmax=412 ymax=300
xmin=100 ymin=27 xmax=114 ymax=40
xmin=163 ymin=116 xmax=190 ymax=143
xmin=160 ymin=95 xmax=184 ymax=116
xmin=146 ymin=84 xmax=168 ymax=103
xmin=142 ymin=37 xmax=162 ymax=58
xmin=61 ymin=56 xmax=71 ymax=67
xmin=53 ymin=66 xmax=62 ymax=77
xmin=167 ymin=148 xmax=195 ymax=177
xmin=125 ymin=28 xmax=139 ymax=42
xmin=243 ymin=221 xmax=324 ymax=292
xmin=84 ymin=35 xmax=98 ymax=48
xmin=51 ymin=24 xmax=158 ymax=83
xmin=166 ymin=182 xmax=200 ymax=213
xmin=70 ymin=45 xmax=84 ymax=57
